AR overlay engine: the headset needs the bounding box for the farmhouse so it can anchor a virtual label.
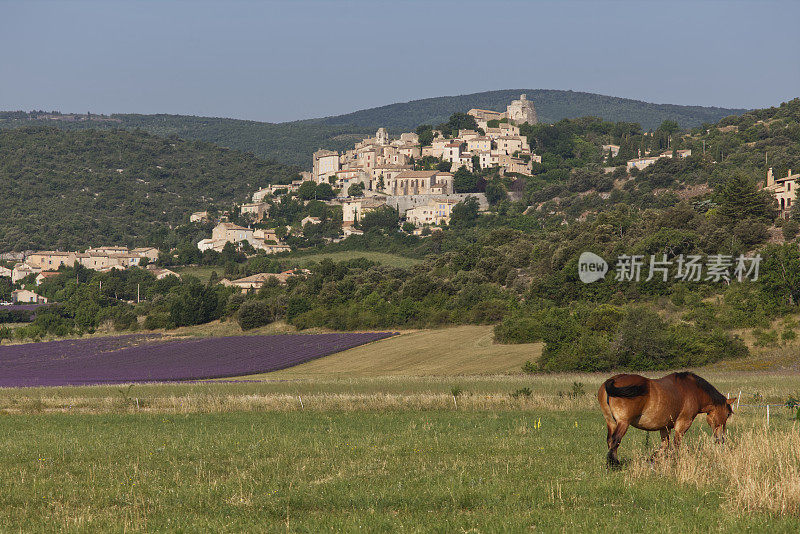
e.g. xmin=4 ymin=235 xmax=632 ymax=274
xmin=190 ymin=211 xmax=209 ymax=223
xmin=221 ymin=270 xmax=304 ymax=292
xmin=765 ymin=167 xmax=800 ymax=218
xmin=11 ymin=289 xmax=48 ymax=304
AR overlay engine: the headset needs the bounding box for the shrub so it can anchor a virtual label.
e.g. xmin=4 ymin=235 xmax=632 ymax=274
xmin=237 ymin=299 xmax=272 ymax=331
xmin=783 ymin=219 xmax=799 ymax=241
xmin=144 ymin=312 xmax=173 ymax=330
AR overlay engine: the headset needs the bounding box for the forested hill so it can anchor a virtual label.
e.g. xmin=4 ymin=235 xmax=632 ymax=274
xmin=0 ymin=90 xmax=746 ymax=167
xmin=0 ymin=127 xmax=299 ymax=251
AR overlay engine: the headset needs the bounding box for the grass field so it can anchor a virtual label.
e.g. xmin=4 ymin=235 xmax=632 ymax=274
xmin=2 ymin=327 xmax=800 ymax=531
xmin=258 ymin=325 xmax=542 ymax=378
xmin=280 ymin=250 xmax=422 ymax=269
xmin=174 ymin=252 xmax=421 ymax=282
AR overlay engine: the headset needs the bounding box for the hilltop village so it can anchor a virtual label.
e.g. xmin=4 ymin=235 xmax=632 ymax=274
xmin=4 ymin=95 xmax=798 ymax=309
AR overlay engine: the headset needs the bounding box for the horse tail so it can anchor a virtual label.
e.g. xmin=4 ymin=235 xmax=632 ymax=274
xmin=604 ymin=378 xmax=648 ymax=399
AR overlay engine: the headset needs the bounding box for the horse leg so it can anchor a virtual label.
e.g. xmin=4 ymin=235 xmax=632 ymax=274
xmin=659 ymin=428 xmax=670 ymax=450
xmin=607 ymin=420 xmax=629 ymax=468
xmin=606 ymin=420 xmax=617 ymax=451
xmin=649 ymin=428 xmax=670 ymax=461
xmin=673 ymin=418 xmax=693 ymax=449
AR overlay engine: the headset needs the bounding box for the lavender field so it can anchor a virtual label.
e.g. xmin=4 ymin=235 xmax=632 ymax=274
xmin=0 ymin=332 xmax=395 ymax=387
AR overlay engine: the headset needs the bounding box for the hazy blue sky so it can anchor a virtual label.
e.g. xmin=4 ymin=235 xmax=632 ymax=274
xmin=1 ymin=0 xmax=798 ymax=122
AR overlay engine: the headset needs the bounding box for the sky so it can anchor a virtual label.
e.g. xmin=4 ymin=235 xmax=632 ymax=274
xmin=1 ymin=0 xmax=798 ymax=123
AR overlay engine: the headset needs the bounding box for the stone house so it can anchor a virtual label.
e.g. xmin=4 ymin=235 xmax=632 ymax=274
xmin=405 ymin=199 xmax=460 ymax=226
xmin=240 ymin=202 xmax=269 ymax=221
xmin=11 ymin=289 xmax=48 ymax=304
xmin=342 ymin=197 xmax=387 ymax=225
xmin=765 ymin=167 xmax=800 ymax=217
xmin=384 ymin=171 xmax=454 ymax=196
xmin=313 ymin=149 xmax=340 ymax=183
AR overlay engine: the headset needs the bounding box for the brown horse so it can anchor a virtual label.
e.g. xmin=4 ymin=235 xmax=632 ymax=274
xmin=598 ymin=371 xmax=734 ymax=467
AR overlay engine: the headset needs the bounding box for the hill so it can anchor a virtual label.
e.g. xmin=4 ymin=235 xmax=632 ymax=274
xmin=0 ymin=127 xmax=299 ymax=251
xmin=0 ymin=90 xmax=747 ymax=167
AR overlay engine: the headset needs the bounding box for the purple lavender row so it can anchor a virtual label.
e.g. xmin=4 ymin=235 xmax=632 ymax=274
xmin=0 ymin=333 xmax=396 ymax=387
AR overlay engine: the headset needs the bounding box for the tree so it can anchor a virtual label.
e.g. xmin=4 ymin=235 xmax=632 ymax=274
xmin=358 ymin=206 xmax=399 ymax=232
xmin=437 ymin=113 xmax=479 ymax=137
xmin=449 ymin=197 xmax=480 ymax=226
xmin=453 ymin=167 xmax=478 ymax=193
xmin=348 ymin=183 xmax=364 ymax=197
xmin=717 ymin=174 xmax=776 ymax=222
xmin=415 ymin=125 xmax=434 ymax=147
xmin=315 ymin=182 xmax=335 ymax=200
xmin=484 ymin=180 xmax=507 ymax=205
xmin=297 ymin=180 xmax=317 ymax=200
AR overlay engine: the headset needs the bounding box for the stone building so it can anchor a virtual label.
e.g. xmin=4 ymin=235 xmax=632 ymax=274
xmin=765 ymin=167 xmax=800 ymax=217
xmin=505 ymin=94 xmax=538 ymax=125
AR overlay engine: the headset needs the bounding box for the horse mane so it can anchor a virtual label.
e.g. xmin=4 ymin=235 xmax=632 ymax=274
xmin=675 ymin=372 xmax=727 ymax=406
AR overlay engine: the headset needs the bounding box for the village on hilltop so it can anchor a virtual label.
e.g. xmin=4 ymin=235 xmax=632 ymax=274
xmin=3 ymin=95 xmax=793 ymax=303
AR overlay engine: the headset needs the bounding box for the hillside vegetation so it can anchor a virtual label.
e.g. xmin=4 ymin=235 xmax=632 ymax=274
xmin=0 ymin=127 xmax=299 ymax=251
xmin=0 ymin=89 xmax=746 ymax=166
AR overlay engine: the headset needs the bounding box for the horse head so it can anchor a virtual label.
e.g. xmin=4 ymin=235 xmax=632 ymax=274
xmin=706 ymin=398 xmax=735 ymax=444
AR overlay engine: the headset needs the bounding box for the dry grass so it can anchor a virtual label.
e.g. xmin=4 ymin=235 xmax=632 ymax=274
xmin=629 ymin=414 xmax=800 ymax=516
xmin=0 ymin=389 xmax=595 ymax=415
xmin=258 ymin=325 xmax=543 ymax=378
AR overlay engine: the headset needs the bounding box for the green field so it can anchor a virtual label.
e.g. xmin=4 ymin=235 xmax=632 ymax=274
xmin=174 ymin=252 xmax=421 ymax=282
xmin=281 ymin=251 xmax=423 ymax=269
xmin=0 ymin=371 xmax=798 ymax=532
xmin=1 ymin=326 xmax=799 ymax=532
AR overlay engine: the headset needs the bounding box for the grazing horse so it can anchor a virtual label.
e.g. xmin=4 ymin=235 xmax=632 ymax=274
xmin=598 ymin=372 xmax=734 ymax=467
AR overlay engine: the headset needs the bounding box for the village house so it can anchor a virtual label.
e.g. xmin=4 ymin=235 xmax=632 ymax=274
xmin=145 ymin=265 xmax=181 ymax=280
xmin=0 ymin=265 xmax=11 ymax=278
xmin=240 ymin=202 xmax=269 ymax=221
xmin=11 ymin=289 xmax=48 ymax=304
xmin=301 ymin=216 xmax=322 ymax=227
xmin=313 ymin=149 xmax=341 ymax=183
xmin=131 ymin=247 xmax=160 ymax=262
xmin=342 ymin=197 xmax=388 ymax=226
xmin=602 ymin=144 xmax=621 ymax=158
xmin=27 ymin=251 xmax=76 ymax=270
xmin=220 ymin=270 xmax=302 ymax=293
xmin=765 ymin=167 xmax=800 ymax=217
xmin=76 ymin=252 xmax=142 ymax=270
xmin=384 ymin=170 xmax=454 ymax=196
xmin=405 ymin=199 xmax=460 ymax=226
xmin=626 ymin=149 xmax=692 ymax=171
xmin=190 ymin=211 xmax=209 ymax=223
xmin=198 ymin=222 xmax=254 ymax=252
xmin=12 ymin=263 xmax=41 ymax=283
